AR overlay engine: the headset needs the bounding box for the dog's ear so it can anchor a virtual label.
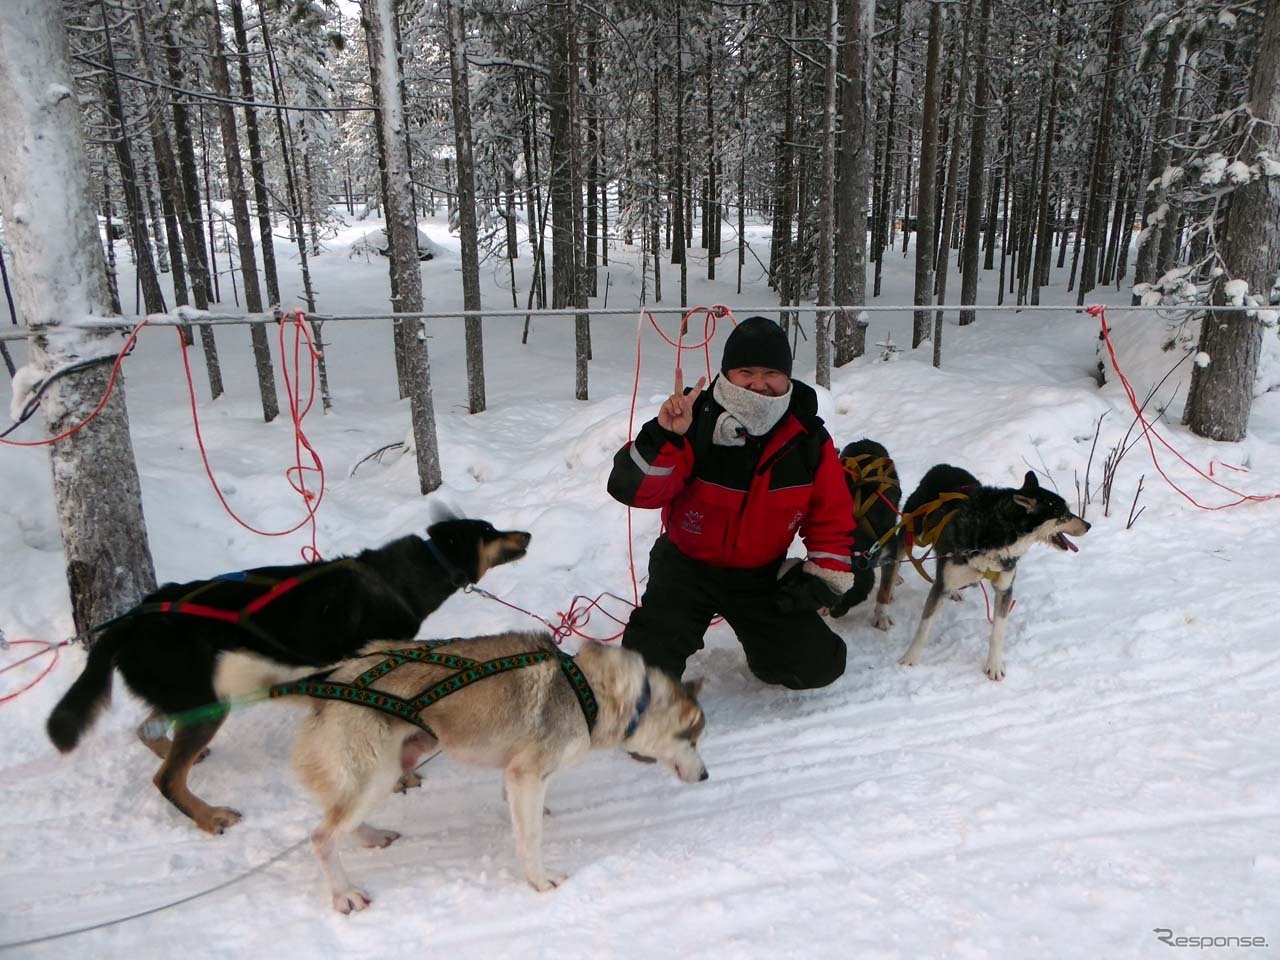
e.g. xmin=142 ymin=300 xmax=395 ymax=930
xmin=1012 ymin=494 xmax=1039 ymax=513
xmin=426 ymin=499 xmax=462 ymax=532
xmin=1021 ymin=470 xmax=1040 ymax=491
xmin=683 ymin=678 xmax=704 ymax=700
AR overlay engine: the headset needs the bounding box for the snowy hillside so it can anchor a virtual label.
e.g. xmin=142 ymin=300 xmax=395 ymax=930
xmin=1 ymin=214 xmax=1277 ymax=958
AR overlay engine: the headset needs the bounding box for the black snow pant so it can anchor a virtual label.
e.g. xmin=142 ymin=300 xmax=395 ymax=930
xmin=622 ymin=536 xmax=847 ymax=689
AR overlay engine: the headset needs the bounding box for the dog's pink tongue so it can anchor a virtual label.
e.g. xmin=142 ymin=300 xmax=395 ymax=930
xmin=1060 ymin=534 xmax=1079 ymax=552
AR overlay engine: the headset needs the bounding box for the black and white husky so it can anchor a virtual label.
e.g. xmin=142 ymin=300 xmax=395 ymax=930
xmin=875 ymin=467 xmax=1090 ymax=680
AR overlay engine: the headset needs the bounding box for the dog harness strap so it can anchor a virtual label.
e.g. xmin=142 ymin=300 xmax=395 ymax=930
xmin=236 ymin=558 xmax=357 ymax=617
xmin=556 ymin=651 xmax=599 ymax=733
xmin=842 ymin=455 xmax=903 ymax=553
xmin=894 ymin=491 xmax=972 ymax=584
xmin=242 ymin=576 xmax=303 ymax=616
xmin=270 ymin=642 xmax=600 ymax=737
xmin=409 ymin=651 xmax=556 ymax=711
xmin=153 ymin=601 xmax=241 ymax=624
xmin=351 ymin=645 xmax=479 ymax=689
xmin=842 ymin=455 xmax=900 ymax=519
xmin=267 ymin=677 xmax=438 ymax=737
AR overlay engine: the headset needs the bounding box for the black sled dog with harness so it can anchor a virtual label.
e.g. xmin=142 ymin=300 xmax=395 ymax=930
xmin=874 ymin=466 xmax=1089 ymax=680
xmin=828 ymin=438 xmax=902 ymax=620
xmin=46 ymin=518 xmax=531 ymax=834
xmin=285 ymin=632 xmax=707 ymax=912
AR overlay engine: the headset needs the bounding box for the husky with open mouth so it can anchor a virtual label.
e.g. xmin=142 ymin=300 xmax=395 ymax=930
xmin=876 ymin=466 xmax=1090 ymax=680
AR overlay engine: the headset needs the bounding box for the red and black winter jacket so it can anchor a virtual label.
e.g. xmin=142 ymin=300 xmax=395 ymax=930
xmin=608 ymin=379 xmax=856 ymax=573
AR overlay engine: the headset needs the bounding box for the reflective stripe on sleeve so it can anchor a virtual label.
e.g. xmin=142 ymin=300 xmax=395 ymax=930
xmin=630 ymin=444 xmax=675 ymax=476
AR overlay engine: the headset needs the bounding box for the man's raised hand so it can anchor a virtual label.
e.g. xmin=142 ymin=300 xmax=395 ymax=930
xmin=657 ymin=368 xmax=706 ymax=436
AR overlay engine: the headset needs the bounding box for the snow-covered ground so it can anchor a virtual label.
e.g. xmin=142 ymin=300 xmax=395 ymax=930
xmin=1 ymin=210 xmax=1277 ymax=958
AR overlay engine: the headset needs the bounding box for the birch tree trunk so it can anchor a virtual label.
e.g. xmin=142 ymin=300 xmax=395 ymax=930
xmin=568 ymin=0 xmax=590 ymax=397
xmin=1132 ymin=25 xmax=1182 ymax=301
xmin=157 ymin=11 xmax=222 ymax=400
xmin=1076 ymin=0 xmax=1127 ymax=304
xmin=651 ymin=63 xmax=662 ymax=303
xmin=257 ymin=8 xmax=330 ymax=411
xmin=873 ymin=0 xmax=903 ymax=299
xmin=549 ymin=10 xmax=578 ymax=313
xmin=362 ymin=0 xmax=442 ymax=493
xmin=0 ymin=0 xmax=157 ymax=633
xmin=1031 ymin=12 xmax=1065 ymax=303
xmin=1184 ymin=0 xmax=1280 ymax=441
xmin=834 ymin=0 xmax=871 ymax=364
xmin=445 ymin=0 xmax=485 ymax=414
xmin=815 ymin=0 xmax=839 ymax=388
xmin=205 ymin=0 xmax=278 ymax=423
xmin=587 ymin=18 xmax=600 ymax=294
xmin=131 ymin=11 xmax=188 ymax=313
xmin=228 ymin=0 xmax=281 ymax=309
xmin=913 ymin=1 xmax=944 ymax=348
xmin=97 ymin=0 xmax=166 ymax=316
xmin=933 ymin=0 xmax=973 ymax=340
xmin=672 ymin=4 xmax=688 ymax=308
xmin=958 ymin=0 xmax=994 ymax=325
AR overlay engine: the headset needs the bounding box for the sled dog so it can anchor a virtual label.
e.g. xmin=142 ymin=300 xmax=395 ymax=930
xmin=875 ymin=467 xmax=1089 ymax=679
xmin=46 ymin=518 xmax=531 ymax=833
xmin=288 ymin=632 xmax=707 ymax=912
xmin=828 ymin=438 xmax=902 ymax=620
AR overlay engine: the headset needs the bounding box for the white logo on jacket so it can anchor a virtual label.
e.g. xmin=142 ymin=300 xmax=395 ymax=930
xmin=681 ymin=510 xmax=704 ymax=535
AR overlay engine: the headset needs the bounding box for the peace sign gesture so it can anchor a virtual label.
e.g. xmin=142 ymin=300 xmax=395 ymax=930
xmin=657 ymin=368 xmax=706 ymax=436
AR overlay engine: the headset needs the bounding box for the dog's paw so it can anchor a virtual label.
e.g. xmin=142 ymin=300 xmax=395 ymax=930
xmin=984 ymin=658 xmax=1005 ymax=681
xmin=394 ymin=771 xmax=423 ymax=794
xmin=199 ymin=806 xmax=242 ymax=835
xmin=528 ymin=872 xmax=568 ymax=892
xmin=872 ymin=610 xmax=894 ymax=631
xmin=333 ymin=888 xmax=372 ymax=913
xmin=897 ymin=652 xmax=918 ymax=667
xmin=949 ymin=591 xmax=964 ymax=603
xmin=356 ymin=826 xmax=400 ymax=848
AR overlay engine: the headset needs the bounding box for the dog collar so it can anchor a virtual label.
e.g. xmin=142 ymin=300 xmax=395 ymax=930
xmin=624 ymin=677 xmax=651 ymax=738
xmin=425 ymin=538 xmax=471 ymax=588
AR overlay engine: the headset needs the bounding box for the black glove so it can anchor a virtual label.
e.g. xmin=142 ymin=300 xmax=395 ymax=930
xmin=775 ymin=560 xmax=846 ymax=614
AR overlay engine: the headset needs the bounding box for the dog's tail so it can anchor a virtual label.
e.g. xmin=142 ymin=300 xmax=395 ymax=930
xmin=46 ymin=630 xmax=121 ymax=753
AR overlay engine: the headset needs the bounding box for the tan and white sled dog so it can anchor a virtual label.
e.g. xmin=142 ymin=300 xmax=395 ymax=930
xmin=288 ymin=632 xmax=708 ymax=912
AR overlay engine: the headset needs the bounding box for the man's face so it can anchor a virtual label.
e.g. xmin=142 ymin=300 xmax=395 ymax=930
xmin=726 ymin=366 xmax=790 ymax=397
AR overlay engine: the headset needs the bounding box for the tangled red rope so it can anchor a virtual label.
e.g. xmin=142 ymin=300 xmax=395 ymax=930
xmin=178 ymin=310 xmax=326 ymax=561
xmin=1091 ymin=304 xmax=1280 ymax=510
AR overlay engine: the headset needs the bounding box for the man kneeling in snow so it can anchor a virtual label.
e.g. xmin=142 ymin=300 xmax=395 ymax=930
xmin=608 ymin=316 xmax=857 ymax=689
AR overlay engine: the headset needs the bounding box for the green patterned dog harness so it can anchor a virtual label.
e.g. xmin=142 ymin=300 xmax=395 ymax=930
xmin=268 ymin=639 xmax=599 ymax=737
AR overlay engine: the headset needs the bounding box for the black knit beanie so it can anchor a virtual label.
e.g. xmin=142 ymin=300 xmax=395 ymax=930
xmin=720 ymin=316 xmax=792 ymax=377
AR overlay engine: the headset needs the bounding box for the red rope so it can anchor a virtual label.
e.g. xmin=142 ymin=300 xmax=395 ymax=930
xmin=0 ymin=320 xmax=148 ymax=448
xmin=0 ymin=640 xmax=70 ymax=706
xmin=466 ymin=586 xmax=633 ymax=645
xmin=1090 ymin=304 xmax=1280 ymax=511
xmin=978 ymin=581 xmax=1015 ymax=625
xmin=178 ymin=310 xmax=325 ymax=561
xmin=622 ymin=305 xmax=738 ymax=619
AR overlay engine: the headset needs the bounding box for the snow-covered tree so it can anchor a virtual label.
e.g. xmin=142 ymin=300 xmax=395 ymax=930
xmin=0 ymin=0 xmax=157 ymax=634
